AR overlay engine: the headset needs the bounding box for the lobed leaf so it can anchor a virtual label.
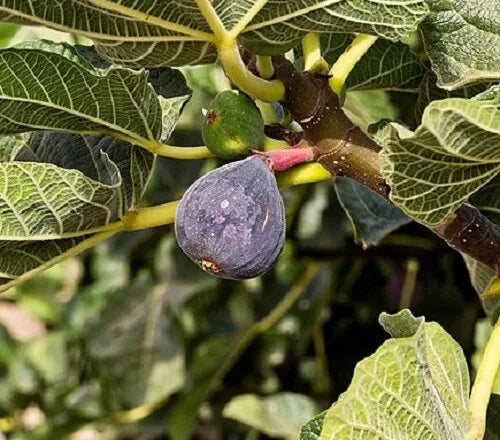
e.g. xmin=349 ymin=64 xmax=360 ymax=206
xmin=321 ymin=34 xmax=426 ymax=92
xmin=375 ymin=90 xmax=500 ymax=226
xmin=335 ymin=177 xmax=411 ymax=248
xmin=414 ymin=71 xmax=492 ymax=124
xmin=1 ymin=0 xmax=429 ymax=66
xmin=0 ymin=40 xmax=164 ymax=143
xmin=0 ymin=131 xmax=154 ymax=291
xmin=420 ymin=0 xmax=500 ymax=89
xmin=320 ymin=309 xmax=471 ymax=440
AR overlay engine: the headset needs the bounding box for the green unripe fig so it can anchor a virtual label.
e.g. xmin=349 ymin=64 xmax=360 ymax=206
xmin=202 ymin=90 xmax=264 ymax=159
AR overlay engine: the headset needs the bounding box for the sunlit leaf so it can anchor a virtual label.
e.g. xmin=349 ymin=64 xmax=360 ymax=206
xmin=321 ymin=34 xmax=426 ymax=91
xmin=375 ymin=89 xmax=500 ymax=226
xmin=0 ymin=0 xmax=429 ymax=66
xmin=0 ymin=40 xmax=166 ymax=144
xmin=420 ymin=0 xmax=500 ymax=89
xmin=320 ymin=309 xmax=471 ymax=440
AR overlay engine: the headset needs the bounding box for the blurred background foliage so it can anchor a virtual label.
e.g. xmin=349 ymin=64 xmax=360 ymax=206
xmin=0 ymin=24 xmax=493 ymax=440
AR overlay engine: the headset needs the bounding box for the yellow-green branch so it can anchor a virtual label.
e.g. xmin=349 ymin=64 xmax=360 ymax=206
xmin=1 ymin=163 xmax=331 ymax=293
xmin=142 ymin=141 xmax=213 ymax=159
xmin=302 ymin=33 xmax=328 ymax=73
xmin=0 ymin=230 xmax=119 ymax=294
xmin=194 ymin=0 xmax=229 ymax=40
xmin=329 ymin=34 xmax=378 ymax=95
xmin=217 ymin=41 xmax=285 ymax=103
xmin=468 ymin=317 xmax=500 ymax=440
xmin=277 ymin=163 xmax=332 ymax=187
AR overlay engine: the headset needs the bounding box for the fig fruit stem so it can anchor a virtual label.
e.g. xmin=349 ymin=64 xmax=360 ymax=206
xmin=302 ymin=33 xmax=329 ymax=74
xmin=256 ymin=145 xmax=317 ymax=172
xmin=467 ymin=316 xmax=500 ymax=440
xmin=271 ymin=55 xmax=500 ymax=273
xmin=217 ymin=41 xmax=285 ymax=102
xmin=328 ymin=34 xmax=378 ymax=95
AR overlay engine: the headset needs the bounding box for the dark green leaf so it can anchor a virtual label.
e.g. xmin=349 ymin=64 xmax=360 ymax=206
xmin=334 ymin=177 xmax=411 ymax=247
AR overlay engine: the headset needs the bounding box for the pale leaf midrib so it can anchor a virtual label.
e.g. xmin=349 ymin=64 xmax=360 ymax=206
xmin=86 ymin=0 xmax=215 ymax=42
xmin=0 ymin=7 xmax=202 ymax=42
xmin=243 ymin=0 xmax=418 ymax=33
xmin=0 ymin=94 xmax=153 ymax=145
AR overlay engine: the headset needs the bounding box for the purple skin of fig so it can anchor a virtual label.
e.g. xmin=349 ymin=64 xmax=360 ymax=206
xmin=175 ymin=155 xmax=286 ymax=280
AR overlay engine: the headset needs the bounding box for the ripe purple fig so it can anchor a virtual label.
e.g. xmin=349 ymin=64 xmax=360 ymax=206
xmin=175 ymin=155 xmax=285 ymax=279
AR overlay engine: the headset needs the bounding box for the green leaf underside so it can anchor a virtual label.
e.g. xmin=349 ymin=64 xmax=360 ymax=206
xmin=321 ymin=34 xmax=426 ymax=92
xmin=223 ymin=393 xmax=319 ymax=440
xmin=0 ymin=40 xmax=163 ymax=142
xmin=375 ymin=90 xmax=500 ymax=226
xmin=335 ymin=177 xmax=411 ymax=247
xmin=463 ymin=254 xmax=500 ymax=322
xmin=0 ymin=236 xmax=86 ymax=286
xmin=471 ymin=174 xmax=500 ymax=225
xmin=300 ymin=411 xmax=326 ymax=440
xmin=414 ymin=71 xmax=492 ymax=123
xmin=420 ymin=0 xmax=500 ymax=90
xmin=85 ymin=277 xmax=185 ymax=408
xmin=0 ymin=131 xmax=153 ymax=287
xmin=320 ymin=310 xmax=471 ymax=440
xmin=0 ymin=0 xmax=429 ymax=66
xmin=0 ymin=132 xmax=153 ymax=240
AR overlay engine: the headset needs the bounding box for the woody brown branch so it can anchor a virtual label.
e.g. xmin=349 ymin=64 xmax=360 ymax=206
xmin=270 ymin=55 xmax=500 ymax=274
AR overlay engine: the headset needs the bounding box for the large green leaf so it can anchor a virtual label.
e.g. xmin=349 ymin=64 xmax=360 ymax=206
xmin=472 ymin=174 xmax=500 ymax=225
xmin=414 ymin=71 xmax=492 ymax=123
xmin=320 ymin=309 xmax=471 ymax=440
xmin=321 ymin=34 xmax=426 ymax=92
xmin=223 ymin=393 xmax=319 ymax=440
xmin=375 ymin=90 xmax=500 ymax=226
xmin=420 ymin=0 xmax=500 ymax=89
xmin=463 ymin=255 xmax=500 ymax=323
xmin=0 ymin=132 xmax=154 ymax=291
xmin=85 ymin=276 xmax=185 ymax=409
xmin=0 ymin=132 xmax=153 ymax=240
xmin=0 ymin=0 xmax=429 ymax=66
xmin=300 ymin=412 xmax=326 ymax=440
xmin=334 ymin=177 xmax=411 ymax=247
xmin=0 ymin=40 xmax=171 ymax=145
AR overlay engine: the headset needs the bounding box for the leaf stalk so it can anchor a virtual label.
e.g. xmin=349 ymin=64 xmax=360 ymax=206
xmin=216 ymin=41 xmax=285 ymax=102
xmin=329 ymin=34 xmax=378 ymax=94
xmin=468 ymin=317 xmax=500 ymax=440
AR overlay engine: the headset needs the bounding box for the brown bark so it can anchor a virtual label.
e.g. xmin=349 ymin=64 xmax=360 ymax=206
xmin=271 ymin=56 xmax=500 ymax=274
